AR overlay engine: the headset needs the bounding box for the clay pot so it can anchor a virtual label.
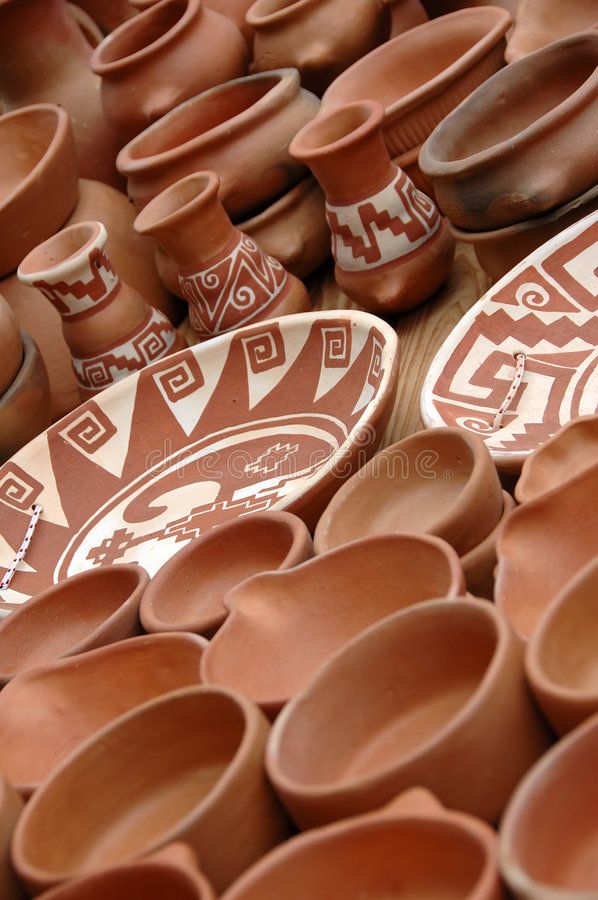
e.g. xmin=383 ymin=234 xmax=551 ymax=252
xmin=140 ymin=512 xmax=313 ymax=636
xmin=322 ymin=7 xmax=511 ymax=158
xmin=18 ymin=221 xmax=186 ymax=400
xmin=72 ymin=0 xmax=138 ymax=31
xmin=0 ymin=0 xmax=123 ymax=189
xmin=222 ymin=789 xmax=504 ymax=900
xmin=117 ymin=69 xmax=320 ymax=219
xmin=131 ymin=0 xmax=256 ymax=45
xmin=0 ymin=565 xmax=148 ymax=685
xmin=420 ymin=32 xmax=598 ymax=231
xmin=266 ymin=597 xmax=551 ymax=828
xmin=506 ymin=0 xmax=598 ymax=63
xmin=314 ymin=427 xmax=503 ymax=558
xmin=68 ymin=3 xmax=104 ymax=46
xmin=12 ymin=686 xmax=291 ymax=894
xmin=37 ymin=844 xmax=216 ymax=900
xmin=0 ymin=332 xmax=51 ymax=464
xmin=500 ymin=712 xmax=598 ymax=898
xmin=91 ymin=0 xmax=247 ymax=142
xmin=387 ymin=0 xmax=428 ymax=36
xmin=460 ymin=490 xmax=514 ymax=601
xmin=0 ymin=775 xmax=24 ymax=900
xmin=0 ymin=296 xmax=23 ymax=397
xmin=201 ymin=534 xmax=465 ymax=718
xmin=495 ymin=463 xmax=598 ymax=642
xmin=0 ymin=632 xmax=208 ymax=797
xmin=515 ymin=414 xmax=598 ymax=505
xmin=393 ymin=144 xmax=435 ymax=197
xmin=290 ymin=99 xmax=454 ymax=313
xmin=247 ymin=0 xmax=390 ymax=97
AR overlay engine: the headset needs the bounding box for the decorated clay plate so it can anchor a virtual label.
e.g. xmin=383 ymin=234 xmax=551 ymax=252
xmin=0 ymin=311 xmax=398 ymax=606
xmin=421 ymin=211 xmax=598 ymax=471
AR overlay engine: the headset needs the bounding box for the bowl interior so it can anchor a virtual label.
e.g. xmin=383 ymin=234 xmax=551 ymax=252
xmin=98 ymin=0 xmax=187 ymax=64
xmin=0 ymin=108 xmax=59 ymax=207
xmin=45 ymin=866 xmax=205 ymax=899
xmin=518 ymin=418 xmax=598 ymax=503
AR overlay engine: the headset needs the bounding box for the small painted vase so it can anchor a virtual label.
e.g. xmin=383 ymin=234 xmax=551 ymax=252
xmin=17 ymin=221 xmax=186 ymax=400
xmin=290 ymin=98 xmax=454 ymax=313
xmin=134 ymin=171 xmax=311 ymax=339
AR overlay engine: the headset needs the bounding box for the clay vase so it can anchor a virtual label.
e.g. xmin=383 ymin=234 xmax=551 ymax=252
xmin=290 ymin=99 xmax=454 ymax=313
xmin=0 ymin=0 xmax=123 ymax=189
xmin=11 ymin=686 xmax=291 ymax=894
xmin=91 ymin=0 xmax=248 ymax=142
xmin=140 ymin=511 xmax=313 ymax=636
xmin=0 ymin=775 xmax=24 ymax=900
xmin=247 ymin=0 xmax=391 ymax=97
xmin=73 ymin=0 xmax=138 ymax=31
xmin=515 ymin=414 xmax=598 ymax=504
xmin=420 ymin=32 xmax=598 ymax=231
xmin=0 ymin=632 xmax=208 ymax=797
xmin=0 ymin=296 xmax=23 ymax=397
xmin=495 ymin=463 xmax=598 ymax=642
xmin=37 ymin=844 xmax=216 ymax=900
xmin=200 ymin=534 xmax=465 ymax=718
xmin=0 ymin=332 xmax=51 ymax=464
xmin=314 ymin=427 xmax=503 ymax=558
xmin=222 ymin=789 xmax=504 ymax=900
xmin=0 ymin=565 xmax=148 ymax=686
xmin=134 ymin=172 xmax=310 ymax=338
xmin=460 ymin=490 xmax=515 ymax=600
xmin=117 ymin=69 xmax=321 ymax=219
xmin=506 ymin=0 xmax=598 ymax=63
xmin=266 ymin=597 xmax=551 ymax=828
xmin=499 ymin=712 xmax=598 ymax=898
xmin=17 ymin=221 xmax=186 ymax=400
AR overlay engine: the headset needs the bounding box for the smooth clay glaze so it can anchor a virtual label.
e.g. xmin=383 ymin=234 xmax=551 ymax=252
xmin=140 ymin=512 xmax=313 ymax=636
xmin=0 ymin=332 xmax=51 ymax=464
xmin=200 ymin=534 xmax=465 ymax=717
xmin=266 ymin=598 xmax=551 ymax=828
xmin=11 ymin=686 xmax=291 ymax=894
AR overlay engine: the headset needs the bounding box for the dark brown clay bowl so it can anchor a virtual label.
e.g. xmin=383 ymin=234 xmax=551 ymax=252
xmin=0 ymin=331 xmax=51 ymax=463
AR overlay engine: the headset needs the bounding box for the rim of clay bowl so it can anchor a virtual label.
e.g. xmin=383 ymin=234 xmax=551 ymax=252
xmin=266 ymin=597 xmax=509 ymax=798
xmin=289 ymin=99 xmax=384 ymax=163
xmin=0 ymin=332 xmax=42 ymax=409
xmin=134 ymin=170 xmax=219 ymax=235
xmin=18 ymin=221 xmax=105 ymax=284
xmin=247 ymin=0 xmax=323 ymax=26
xmin=460 ymin=489 xmax=514 ymax=572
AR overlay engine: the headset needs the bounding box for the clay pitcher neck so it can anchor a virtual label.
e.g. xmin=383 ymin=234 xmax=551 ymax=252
xmin=290 ymin=99 xmax=395 ymax=204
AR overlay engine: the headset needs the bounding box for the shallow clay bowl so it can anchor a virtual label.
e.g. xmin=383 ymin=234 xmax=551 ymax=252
xmin=0 ymin=294 xmax=22 ymax=396
xmin=0 ymin=331 xmax=51 ymax=464
xmin=0 ymin=104 xmax=78 ymax=277
xmin=200 ymin=533 xmax=465 ymax=717
xmin=222 ymin=789 xmax=503 ymax=900
xmin=0 ymin=773 xmax=24 ymax=900
xmin=516 ymin=414 xmax=598 ymax=504
xmin=500 ymin=712 xmax=598 ymax=898
xmin=141 ymin=512 xmax=313 ymax=636
xmin=0 ymin=632 xmax=208 ymax=798
xmin=12 ymin=686 xmax=289 ymax=894
xmin=495 ymin=462 xmax=598 ymax=642
xmin=314 ymin=427 xmax=503 ymax=558
xmin=460 ymin=490 xmax=514 ymax=600
xmin=0 ymin=565 xmax=147 ymax=685
xmin=0 ymin=311 xmax=397 ymax=606
xmin=321 ymin=7 xmax=511 ymax=157
xmin=266 ymin=598 xmax=550 ymax=828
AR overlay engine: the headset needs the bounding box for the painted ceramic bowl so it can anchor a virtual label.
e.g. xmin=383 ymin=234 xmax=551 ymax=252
xmin=0 ymin=311 xmax=398 ymax=607
xmin=421 ymin=210 xmax=598 ymax=473
xmin=321 ymin=7 xmax=511 ymax=157
xmin=460 ymin=490 xmax=514 ymax=600
xmin=0 ymin=331 xmax=51 ymax=464
xmin=140 ymin=511 xmax=313 ymax=636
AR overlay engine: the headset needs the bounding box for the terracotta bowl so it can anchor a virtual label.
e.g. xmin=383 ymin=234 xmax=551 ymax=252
xmin=515 ymin=414 xmax=598 ymax=504
xmin=117 ymin=68 xmax=320 ymax=218
xmin=0 ymin=774 xmax=23 ymax=900
xmin=0 ymin=331 xmax=51 ymax=464
xmin=0 ymin=311 xmax=398 ymax=606
xmin=420 ymin=32 xmax=598 ymax=230
xmin=495 ymin=463 xmax=598 ymax=642
xmin=222 ymin=789 xmax=503 ymax=900
xmin=0 ymin=565 xmax=148 ymax=685
xmin=0 ymin=632 xmax=208 ymax=797
xmin=460 ymin=490 xmax=514 ymax=600
xmin=0 ymin=104 xmax=78 ymax=277
xmin=140 ymin=511 xmax=313 ymax=636
xmin=12 ymin=686 xmax=290 ymax=894
xmin=0 ymin=294 xmax=22 ymax=397
xmin=200 ymin=534 xmax=465 ymax=717
xmin=266 ymin=598 xmax=550 ymax=828
xmin=500 ymin=712 xmax=598 ymax=898
xmin=321 ymin=7 xmax=511 ymax=157
xmin=314 ymin=427 xmax=503 ymax=558
xmin=505 ymin=0 xmax=598 ymax=64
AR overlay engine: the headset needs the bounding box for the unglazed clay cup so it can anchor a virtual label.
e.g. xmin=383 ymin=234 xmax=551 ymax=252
xmin=0 ymin=775 xmax=24 ymax=900
xmin=117 ymin=68 xmax=320 ymax=218
xmin=140 ymin=512 xmax=313 ymax=636
xmin=0 ymin=331 xmax=51 ymax=463
xmin=0 ymin=632 xmax=208 ymax=797
xmin=200 ymin=533 xmax=465 ymax=717
xmin=12 ymin=686 xmax=290 ymax=894
xmin=0 ymin=104 xmax=78 ymax=277
xmin=321 ymin=6 xmax=511 ymax=157
xmin=314 ymin=427 xmax=503 ymax=558
xmin=500 ymin=712 xmax=598 ymax=898
xmin=266 ymin=598 xmax=551 ymax=828
xmin=460 ymin=490 xmax=515 ymax=600
xmin=0 ymin=565 xmax=148 ymax=685
xmin=420 ymin=32 xmax=598 ymax=231
xmin=222 ymin=789 xmax=504 ymax=900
